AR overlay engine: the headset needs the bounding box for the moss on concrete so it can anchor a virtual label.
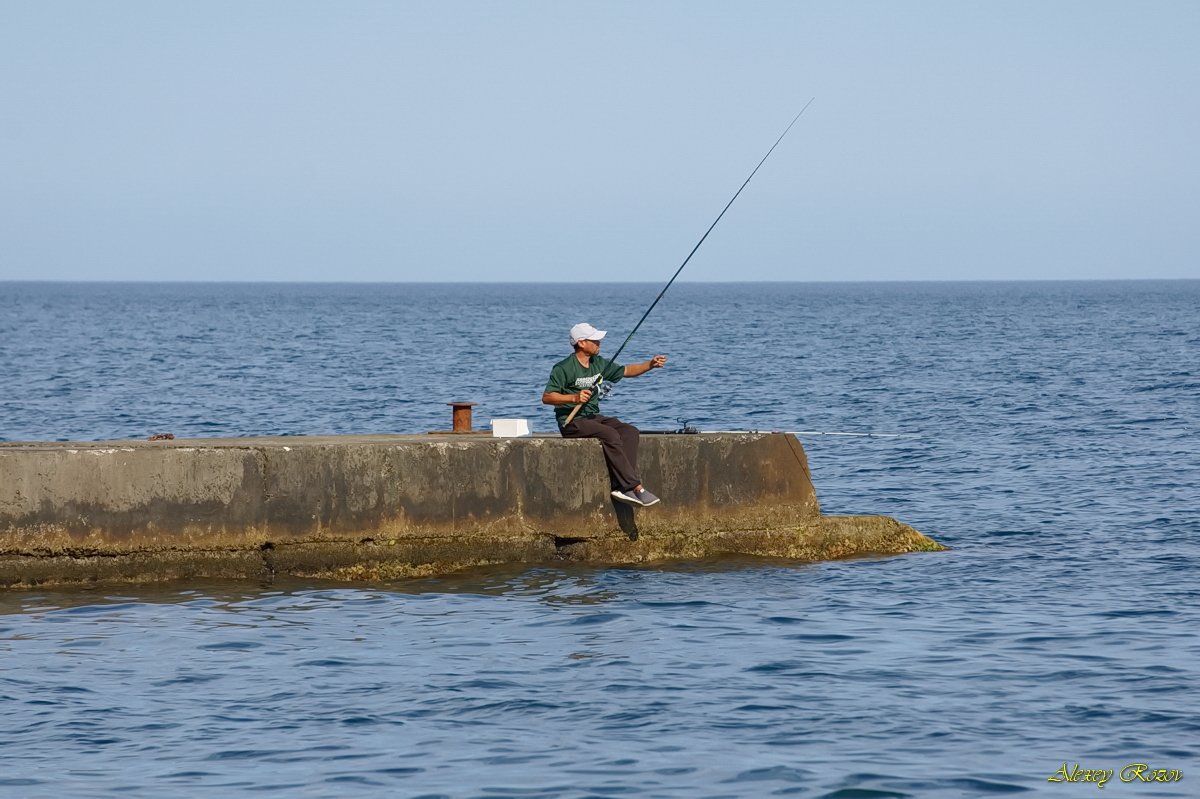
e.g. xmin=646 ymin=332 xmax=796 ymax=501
xmin=556 ymin=516 xmax=944 ymax=565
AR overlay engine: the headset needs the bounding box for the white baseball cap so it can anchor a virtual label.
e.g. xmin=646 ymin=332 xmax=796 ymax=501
xmin=569 ymin=322 xmax=607 ymax=344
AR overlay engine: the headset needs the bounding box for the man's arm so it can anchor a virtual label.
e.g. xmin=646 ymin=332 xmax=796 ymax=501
xmin=542 ymin=389 xmax=593 ymax=406
xmin=542 ymin=362 xmax=583 ymax=406
xmin=623 ymin=355 xmax=668 ymax=378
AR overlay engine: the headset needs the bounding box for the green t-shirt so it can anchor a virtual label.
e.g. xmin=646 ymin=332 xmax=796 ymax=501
xmin=544 ymin=353 xmax=624 ymax=428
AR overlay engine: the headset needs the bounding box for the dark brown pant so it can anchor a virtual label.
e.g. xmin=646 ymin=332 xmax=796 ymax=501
xmin=561 ymin=414 xmax=641 ymax=492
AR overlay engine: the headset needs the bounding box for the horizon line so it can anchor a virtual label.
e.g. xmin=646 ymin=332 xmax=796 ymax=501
xmin=2 ymin=277 xmax=1197 ymax=285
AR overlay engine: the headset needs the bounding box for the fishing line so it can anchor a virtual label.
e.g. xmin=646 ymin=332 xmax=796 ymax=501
xmin=564 ymin=98 xmax=816 ymax=426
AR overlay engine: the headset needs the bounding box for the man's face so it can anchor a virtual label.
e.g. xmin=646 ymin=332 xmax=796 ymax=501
xmin=579 ymin=338 xmax=602 ymax=355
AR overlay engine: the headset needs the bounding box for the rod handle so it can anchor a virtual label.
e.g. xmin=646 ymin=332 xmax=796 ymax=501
xmin=562 ymin=378 xmax=602 ymax=427
xmin=562 ymin=401 xmax=584 ymax=426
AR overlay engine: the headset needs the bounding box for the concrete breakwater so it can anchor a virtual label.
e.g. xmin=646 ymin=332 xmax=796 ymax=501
xmin=0 ymin=433 xmax=941 ymax=587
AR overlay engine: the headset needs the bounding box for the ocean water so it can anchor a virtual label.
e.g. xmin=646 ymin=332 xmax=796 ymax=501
xmin=0 ymin=280 xmax=1197 ymax=798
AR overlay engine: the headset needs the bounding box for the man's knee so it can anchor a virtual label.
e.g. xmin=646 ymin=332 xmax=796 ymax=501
xmin=593 ymin=427 xmax=622 ymax=445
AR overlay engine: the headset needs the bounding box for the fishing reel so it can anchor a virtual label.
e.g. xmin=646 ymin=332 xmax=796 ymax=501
xmin=674 ymin=419 xmax=699 ymax=434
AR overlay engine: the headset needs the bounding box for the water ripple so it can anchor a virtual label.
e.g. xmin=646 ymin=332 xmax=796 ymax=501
xmin=2 ymin=282 xmax=1199 ymax=796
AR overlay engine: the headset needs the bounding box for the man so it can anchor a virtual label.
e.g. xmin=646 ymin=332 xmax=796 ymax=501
xmin=542 ymin=322 xmax=668 ymax=507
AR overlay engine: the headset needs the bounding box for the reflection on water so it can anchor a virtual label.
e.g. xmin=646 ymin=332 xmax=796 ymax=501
xmin=0 ymin=555 xmax=803 ymax=615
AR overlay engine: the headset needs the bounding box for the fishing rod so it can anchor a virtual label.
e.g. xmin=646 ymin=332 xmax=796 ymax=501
xmin=707 ymin=430 xmax=918 ymax=438
xmin=563 ymin=97 xmax=816 ymax=427
xmin=641 ymin=422 xmax=919 ymax=438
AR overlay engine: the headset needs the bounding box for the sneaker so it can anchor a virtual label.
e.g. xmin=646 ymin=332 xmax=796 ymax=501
xmin=635 ymin=488 xmax=661 ymax=507
xmin=611 ymin=489 xmax=645 ymax=507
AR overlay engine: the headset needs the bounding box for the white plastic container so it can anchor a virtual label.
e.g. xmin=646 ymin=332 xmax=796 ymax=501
xmin=490 ymin=419 xmax=531 ymax=438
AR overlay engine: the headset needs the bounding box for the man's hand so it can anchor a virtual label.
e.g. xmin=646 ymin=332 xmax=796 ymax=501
xmin=623 ymin=355 xmax=668 ymax=378
xmin=576 ymin=389 xmax=593 ymax=404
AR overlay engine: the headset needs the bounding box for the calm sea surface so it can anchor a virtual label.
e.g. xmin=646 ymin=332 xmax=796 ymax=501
xmin=1 ymin=281 xmax=1197 ymax=798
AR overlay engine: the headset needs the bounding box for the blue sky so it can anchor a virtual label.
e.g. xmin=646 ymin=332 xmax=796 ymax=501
xmin=2 ymin=1 xmax=1197 ymax=281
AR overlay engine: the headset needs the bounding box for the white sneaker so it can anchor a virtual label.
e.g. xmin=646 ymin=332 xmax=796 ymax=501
xmin=611 ymin=489 xmax=645 ymax=506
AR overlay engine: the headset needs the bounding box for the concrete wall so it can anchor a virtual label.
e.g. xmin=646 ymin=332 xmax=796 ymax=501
xmin=0 ymin=433 xmax=940 ymax=587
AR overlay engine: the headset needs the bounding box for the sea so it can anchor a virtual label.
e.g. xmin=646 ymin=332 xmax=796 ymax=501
xmin=0 ymin=280 xmax=1197 ymax=798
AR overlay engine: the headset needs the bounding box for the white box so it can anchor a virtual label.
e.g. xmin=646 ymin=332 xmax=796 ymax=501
xmin=490 ymin=419 xmax=531 ymax=438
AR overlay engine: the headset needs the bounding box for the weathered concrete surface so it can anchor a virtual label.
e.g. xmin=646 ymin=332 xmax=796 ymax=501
xmin=0 ymin=433 xmax=941 ymax=587
xmin=557 ymin=515 xmax=940 ymax=564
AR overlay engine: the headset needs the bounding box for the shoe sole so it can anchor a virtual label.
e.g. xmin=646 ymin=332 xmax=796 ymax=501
xmin=611 ymin=490 xmax=645 ymax=507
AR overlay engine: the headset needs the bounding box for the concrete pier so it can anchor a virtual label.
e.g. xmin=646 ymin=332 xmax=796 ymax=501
xmin=0 ymin=433 xmax=941 ymax=587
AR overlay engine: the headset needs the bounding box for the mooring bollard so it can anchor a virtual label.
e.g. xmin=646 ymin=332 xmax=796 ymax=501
xmin=447 ymin=402 xmax=477 ymax=433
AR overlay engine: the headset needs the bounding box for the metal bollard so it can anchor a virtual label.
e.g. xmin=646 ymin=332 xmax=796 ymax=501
xmin=447 ymin=402 xmax=477 ymax=433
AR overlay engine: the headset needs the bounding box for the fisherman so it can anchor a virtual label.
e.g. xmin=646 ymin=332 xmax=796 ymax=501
xmin=542 ymin=322 xmax=668 ymax=507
